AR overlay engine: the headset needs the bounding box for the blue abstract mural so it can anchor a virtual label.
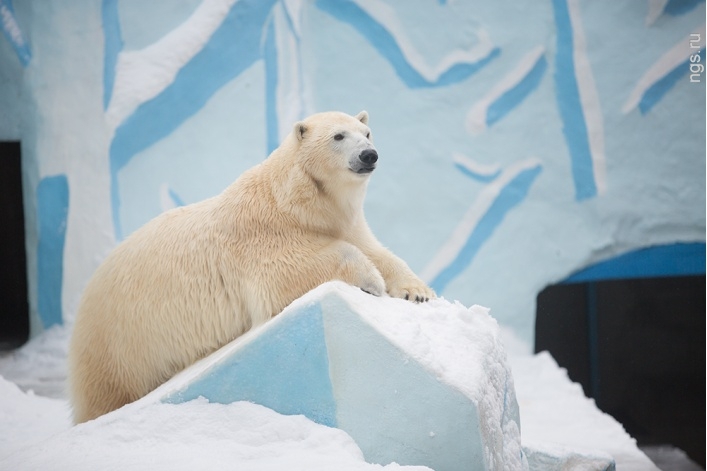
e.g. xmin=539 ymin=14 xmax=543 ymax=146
xmin=315 ymin=0 xmax=501 ymax=88
xmin=105 ymin=0 xmax=278 ymax=239
xmin=1 ymin=0 xmax=704 ymax=343
xmin=428 ymin=161 xmax=543 ymax=293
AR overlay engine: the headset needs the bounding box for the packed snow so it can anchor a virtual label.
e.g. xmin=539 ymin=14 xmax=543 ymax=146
xmin=0 ymin=283 xmax=660 ymax=471
xmin=1 ymin=393 xmax=431 ymax=471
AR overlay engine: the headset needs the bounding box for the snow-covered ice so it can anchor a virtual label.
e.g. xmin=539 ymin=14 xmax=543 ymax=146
xmin=0 ymin=283 xmax=661 ymax=471
xmin=136 ymin=282 xmax=524 ymax=470
xmin=1 ymin=392 xmax=430 ymax=471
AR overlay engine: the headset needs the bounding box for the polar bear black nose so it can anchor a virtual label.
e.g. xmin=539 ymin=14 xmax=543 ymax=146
xmin=359 ymin=149 xmax=378 ymax=165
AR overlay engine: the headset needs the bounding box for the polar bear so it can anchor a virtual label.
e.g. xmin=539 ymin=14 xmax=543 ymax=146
xmin=68 ymin=110 xmax=435 ymax=423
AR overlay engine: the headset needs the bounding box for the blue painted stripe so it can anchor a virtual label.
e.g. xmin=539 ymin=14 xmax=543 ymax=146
xmin=264 ymin=17 xmax=279 ymax=154
xmin=109 ymin=0 xmax=277 ymax=239
xmin=453 ymin=162 xmax=501 ymax=183
xmin=281 ymin=3 xmax=300 ymax=41
xmin=0 ymin=0 xmax=31 ymax=66
xmin=486 ymin=55 xmax=547 ymax=128
xmin=551 ymin=0 xmax=597 ymax=201
xmin=102 ymin=0 xmax=122 ymax=110
xmin=315 ymin=0 xmax=499 ymax=88
xmin=664 ymin=0 xmax=705 ymax=15
xmin=430 ymin=165 xmax=543 ymax=293
xmin=563 ymin=242 xmax=706 ymax=283
xmin=168 ymin=187 xmax=185 ymax=207
xmin=37 ymin=175 xmax=69 ymax=328
xmin=639 ymin=48 xmax=705 ymax=114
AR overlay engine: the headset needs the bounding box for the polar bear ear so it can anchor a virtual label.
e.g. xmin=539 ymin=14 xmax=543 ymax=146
xmin=294 ymin=122 xmax=307 ymax=142
xmin=355 ymin=110 xmax=369 ymax=125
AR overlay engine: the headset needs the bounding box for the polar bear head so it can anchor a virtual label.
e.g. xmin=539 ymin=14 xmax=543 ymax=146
xmin=291 ymin=111 xmax=378 ymax=185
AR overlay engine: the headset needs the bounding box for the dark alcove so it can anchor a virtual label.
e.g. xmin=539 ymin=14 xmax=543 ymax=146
xmin=536 ymin=243 xmax=705 ymax=467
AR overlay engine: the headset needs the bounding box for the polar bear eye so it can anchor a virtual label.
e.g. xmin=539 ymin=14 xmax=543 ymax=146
xmin=334 ymin=133 xmax=345 ymax=141
xmin=366 ymin=132 xmax=371 ymax=139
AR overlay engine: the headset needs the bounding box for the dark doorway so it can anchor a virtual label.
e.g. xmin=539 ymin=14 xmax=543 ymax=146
xmin=536 ymin=244 xmax=706 ymax=467
xmin=0 ymin=142 xmax=29 ymax=350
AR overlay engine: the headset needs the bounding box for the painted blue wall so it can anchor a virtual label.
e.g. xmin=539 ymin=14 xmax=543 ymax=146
xmin=0 ymin=0 xmax=704 ymax=345
xmin=36 ymin=175 xmax=69 ymax=328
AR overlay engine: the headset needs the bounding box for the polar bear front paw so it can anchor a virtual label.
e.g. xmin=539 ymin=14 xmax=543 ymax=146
xmin=358 ymin=269 xmax=386 ymax=297
xmin=387 ymin=278 xmax=436 ymax=303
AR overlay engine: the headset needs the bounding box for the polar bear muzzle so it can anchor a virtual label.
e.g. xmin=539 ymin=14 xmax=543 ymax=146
xmin=353 ymin=149 xmax=378 ymax=174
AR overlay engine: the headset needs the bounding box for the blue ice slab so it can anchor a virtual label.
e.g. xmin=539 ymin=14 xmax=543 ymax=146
xmin=321 ymin=294 xmax=483 ymax=468
xmin=155 ymin=283 xmax=524 ymax=470
xmin=162 ymin=302 xmax=337 ymax=427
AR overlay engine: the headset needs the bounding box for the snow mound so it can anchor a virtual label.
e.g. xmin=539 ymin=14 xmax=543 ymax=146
xmin=1 ymin=282 xmax=523 ymax=470
xmin=1 ymin=396 xmax=429 ymax=471
xmin=136 ymin=281 xmax=525 ymax=470
xmin=0 ymin=282 xmax=662 ymax=470
xmin=0 ymin=375 xmax=70 ymax=461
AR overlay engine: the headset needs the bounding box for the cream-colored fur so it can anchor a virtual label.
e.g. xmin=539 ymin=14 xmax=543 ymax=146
xmin=68 ymin=111 xmax=435 ymax=423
